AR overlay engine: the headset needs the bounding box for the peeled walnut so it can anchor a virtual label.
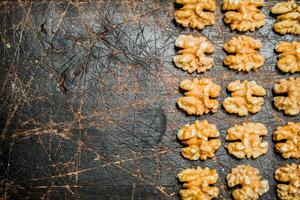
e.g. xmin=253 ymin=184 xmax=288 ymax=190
xmin=223 ymin=80 xmax=266 ymax=116
xmin=271 ymin=0 xmax=300 ymax=35
xmin=273 ymin=122 xmax=300 ymax=159
xmin=227 ymin=165 xmax=269 ymax=200
xmin=178 ymin=167 xmax=219 ymax=200
xmin=178 ymin=120 xmax=220 ymax=160
xmin=275 ymin=163 xmax=300 ymax=200
xmin=226 ymin=122 xmax=268 ymax=159
xmin=223 ymin=35 xmax=264 ymax=72
xmin=174 ymin=35 xmax=214 ymax=73
xmin=274 ymin=77 xmax=300 ymax=115
xmin=175 ymin=0 xmax=216 ymax=30
xmin=222 ymin=0 xmax=265 ymax=32
xmin=275 ymin=41 xmax=300 ymax=73
xmin=177 ymin=78 xmax=221 ymax=115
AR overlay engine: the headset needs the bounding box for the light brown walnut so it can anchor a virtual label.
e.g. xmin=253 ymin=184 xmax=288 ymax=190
xmin=275 ymin=41 xmax=300 ymax=73
xmin=223 ymin=80 xmax=266 ymax=116
xmin=178 ymin=120 xmax=220 ymax=160
xmin=175 ymin=0 xmax=216 ymax=30
xmin=227 ymin=165 xmax=269 ymax=200
xmin=274 ymin=77 xmax=300 ymax=115
xmin=271 ymin=0 xmax=300 ymax=35
xmin=275 ymin=163 xmax=300 ymax=200
xmin=174 ymin=35 xmax=214 ymax=73
xmin=177 ymin=78 xmax=221 ymax=115
xmin=223 ymin=35 xmax=264 ymax=72
xmin=273 ymin=122 xmax=300 ymax=159
xmin=178 ymin=167 xmax=219 ymax=200
xmin=222 ymin=0 xmax=266 ymax=32
xmin=226 ymin=122 xmax=268 ymax=159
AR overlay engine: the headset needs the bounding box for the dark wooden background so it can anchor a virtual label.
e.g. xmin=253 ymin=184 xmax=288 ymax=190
xmin=0 ymin=0 xmax=299 ymax=199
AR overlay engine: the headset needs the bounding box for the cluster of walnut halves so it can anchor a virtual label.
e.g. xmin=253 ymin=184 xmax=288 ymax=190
xmin=274 ymin=77 xmax=300 ymax=115
xmin=271 ymin=0 xmax=300 ymax=35
xmin=175 ymin=0 xmax=216 ymax=30
xmin=227 ymin=165 xmax=269 ymax=200
xmin=177 ymin=78 xmax=221 ymax=115
xmin=223 ymin=80 xmax=266 ymax=116
xmin=223 ymin=35 xmax=264 ymax=72
xmin=174 ymin=35 xmax=214 ymax=73
xmin=275 ymin=41 xmax=300 ymax=73
xmin=178 ymin=120 xmax=220 ymax=160
xmin=273 ymin=122 xmax=300 ymax=159
xmin=222 ymin=0 xmax=266 ymax=31
xmin=226 ymin=122 xmax=268 ymax=159
xmin=178 ymin=167 xmax=219 ymax=200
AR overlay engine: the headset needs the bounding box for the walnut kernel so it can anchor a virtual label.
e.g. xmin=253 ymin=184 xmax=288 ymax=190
xmin=273 ymin=122 xmax=300 ymax=159
xmin=223 ymin=35 xmax=264 ymax=72
xmin=275 ymin=41 xmax=300 ymax=73
xmin=178 ymin=166 xmax=219 ymax=200
xmin=175 ymin=0 xmax=216 ymax=29
xmin=274 ymin=77 xmax=300 ymax=115
xmin=222 ymin=0 xmax=266 ymax=32
xmin=271 ymin=0 xmax=300 ymax=35
xmin=174 ymin=35 xmax=214 ymax=73
xmin=275 ymin=163 xmax=300 ymax=200
xmin=223 ymin=80 xmax=266 ymax=116
xmin=227 ymin=165 xmax=269 ymax=200
xmin=226 ymin=122 xmax=268 ymax=159
xmin=177 ymin=78 xmax=221 ymax=115
xmin=178 ymin=120 xmax=220 ymax=160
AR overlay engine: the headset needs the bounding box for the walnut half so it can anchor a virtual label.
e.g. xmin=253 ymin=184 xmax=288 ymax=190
xmin=223 ymin=80 xmax=266 ymax=116
xmin=226 ymin=122 xmax=268 ymax=159
xmin=174 ymin=35 xmax=214 ymax=73
xmin=223 ymin=35 xmax=264 ymax=72
xmin=227 ymin=165 xmax=269 ymax=200
xmin=275 ymin=41 xmax=300 ymax=73
xmin=274 ymin=77 xmax=300 ymax=115
xmin=177 ymin=78 xmax=221 ymax=115
xmin=175 ymin=0 xmax=216 ymax=30
xmin=273 ymin=122 xmax=300 ymax=159
xmin=178 ymin=167 xmax=219 ymax=200
xmin=222 ymin=0 xmax=266 ymax=32
xmin=178 ymin=120 xmax=220 ymax=160
xmin=275 ymin=163 xmax=300 ymax=200
xmin=271 ymin=0 xmax=300 ymax=35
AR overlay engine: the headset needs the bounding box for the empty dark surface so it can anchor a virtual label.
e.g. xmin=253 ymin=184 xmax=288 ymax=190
xmin=0 ymin=0 xmax=299 ymax=199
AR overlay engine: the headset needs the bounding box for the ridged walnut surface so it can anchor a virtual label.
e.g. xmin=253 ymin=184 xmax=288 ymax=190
xmin=178 ymin=120 xmax=220 ymax=160
xmin=175 ymin=0 xmax=216 ymax=29
xmin=178 ymin=167 xmax=219 ymax=200
xmin=275 ymin=41 xmax=300 ymax=73
xmin=174 ymin=35 xmax=214 ymax=73
xmin=223 ymin=35 xmax=264 ymax=72
xmin=274 ymin=77 xmax=300 ymax=115
xmin=223 ymin=80 xmax=266 ymax=116
xmin=177 ymin=78 xmax=221 ymax=115
xmin=222 ymin=0 xmax=265 ymax=32
xmin=271 ymin=0 xmax=300 ymax=35
xmin=226 ymin=122 xmax=268 ymax=159
xmin=275 ymin=163 xmax=300 ymax=200
xmin=227 ymin=165 xmax=269 ymax=200
xmin=273 ymin=122 xmax=300 ymax=159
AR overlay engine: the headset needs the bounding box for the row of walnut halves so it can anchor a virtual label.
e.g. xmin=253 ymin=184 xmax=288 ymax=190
xmin=175 ymin=34 xmax=300 ymax=74
xmin=175 ymin=0 xmax=300 ymax=34
xmin=178 ymin=163 xmax=300 ymax=200
xmin=177 ymin=77 xmax=300 ymax=116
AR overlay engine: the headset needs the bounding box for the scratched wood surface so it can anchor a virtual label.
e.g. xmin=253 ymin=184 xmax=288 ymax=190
xmin=0 ymin=0 xmax=299 ymax=199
